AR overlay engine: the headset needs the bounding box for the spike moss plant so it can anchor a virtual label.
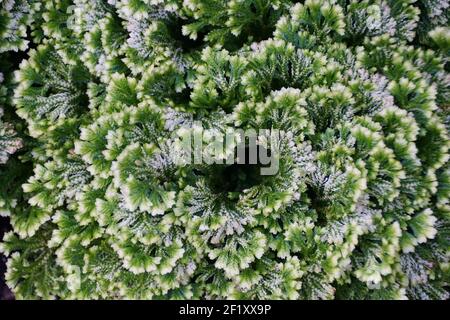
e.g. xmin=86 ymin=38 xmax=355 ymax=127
xmin=0 ymin=0 xmax=449 ymax=300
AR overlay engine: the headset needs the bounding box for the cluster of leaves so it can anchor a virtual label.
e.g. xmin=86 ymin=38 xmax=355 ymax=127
xmin=0 ymin=0 xmax=449 ymax=300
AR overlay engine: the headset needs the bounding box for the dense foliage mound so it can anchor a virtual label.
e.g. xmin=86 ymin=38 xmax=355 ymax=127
xmin=0 ymin=0 xmax=449 ymax=300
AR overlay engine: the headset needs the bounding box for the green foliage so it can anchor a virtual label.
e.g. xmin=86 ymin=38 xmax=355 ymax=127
xmin=0 ymin=0 xmax=449 ymax=300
